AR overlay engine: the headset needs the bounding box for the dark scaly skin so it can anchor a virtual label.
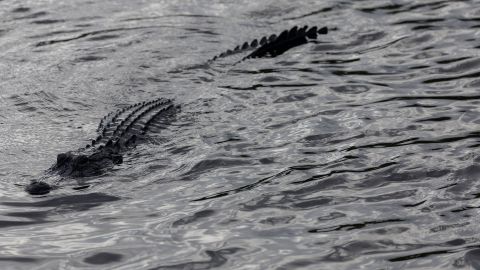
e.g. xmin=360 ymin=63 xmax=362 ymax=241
xmin=25 ymin=25 xmax=329 ymax=195
xmin=25 ymin=98 xmax=176 ymax=195
xmin=208 ymin=25 xmax=328 ymax=63
xmin=244 ymin=26 xmax=328 ymax=59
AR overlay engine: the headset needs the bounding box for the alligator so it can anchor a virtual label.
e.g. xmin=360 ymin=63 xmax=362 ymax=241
xmin=25 ymin=25 xmax=329 ymax=195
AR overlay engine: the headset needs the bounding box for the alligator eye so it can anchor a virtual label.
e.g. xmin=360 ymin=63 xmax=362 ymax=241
xmin=56 ymin=153 xmax=70 ymax=165
xmin=75 ymin=155 xmax=89 ymax=165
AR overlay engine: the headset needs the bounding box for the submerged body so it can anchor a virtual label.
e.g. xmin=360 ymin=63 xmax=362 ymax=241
xmin=25 ymin=25 xmax=328 ymax=195
xmin=26 ymin=98 xmax=176 ymax=195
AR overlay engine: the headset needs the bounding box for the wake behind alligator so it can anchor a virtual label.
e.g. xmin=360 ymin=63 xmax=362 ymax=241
xmin=25 ymin=25 xmax=328 ymax=195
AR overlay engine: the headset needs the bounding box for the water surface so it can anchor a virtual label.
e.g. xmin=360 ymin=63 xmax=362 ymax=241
xmin=2 ymin=0 xmax=480 ymax=269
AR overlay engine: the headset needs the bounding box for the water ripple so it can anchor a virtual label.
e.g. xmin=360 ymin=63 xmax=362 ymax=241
xmin=2 ymin=0 xmax=480 ymax=269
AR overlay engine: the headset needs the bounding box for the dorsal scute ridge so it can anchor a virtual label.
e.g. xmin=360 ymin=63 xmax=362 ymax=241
xmin=97 ymin=98 xmax=172 ymax=149
xmin=142 ymin=103 xmax=175 ymax=134
xmin=298 ymin=25 xmax=307 ymax=36
xmin=208 ymin=25 xmax=328 ymax=64
xmin=289 ymin=26 xmax=298 ymax=37
xmin=92 ymin=98 xmax=167 ymax=149
xmin=277 ymin=30 xmax=288 ymax=41
xmin=97 ymin=102 xmax=143 ymax=134
xmin=306 ymin=26 xmax=318 ymax=39
xmin=98 ymin=103 xmax=145 ymax=143
xmin=122 ymin=100 xmax=171 ymax=134
xmin=260 ymin=36 xmax=267 ymax=45
xmin=241 ymin=25 xmax=328 ymax=61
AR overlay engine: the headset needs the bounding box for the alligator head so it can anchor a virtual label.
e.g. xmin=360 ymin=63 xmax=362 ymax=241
xmin=25 ymin=148 xmax=123 ymax=195
xmin=24 ymin=97 xmax=174 ymax=195
xmin=53 ymin=148 xmax=123 ymax=177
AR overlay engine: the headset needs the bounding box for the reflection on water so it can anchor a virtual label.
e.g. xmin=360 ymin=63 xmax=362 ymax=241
xmin=2 ymin=0 xmax=480 ymax=269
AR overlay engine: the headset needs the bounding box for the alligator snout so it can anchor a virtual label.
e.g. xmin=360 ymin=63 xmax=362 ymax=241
xmin=25 ymin=180 xmax=52 ymax=195
xmin=25 ymin=151 xmax=123 ymax=195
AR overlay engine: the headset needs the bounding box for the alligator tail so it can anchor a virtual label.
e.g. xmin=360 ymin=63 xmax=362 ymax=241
xmin=208 ymin=25 xmax=328 ymax=63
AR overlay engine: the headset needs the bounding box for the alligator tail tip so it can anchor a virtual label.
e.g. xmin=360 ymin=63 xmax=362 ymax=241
xmin=318 ymin=26 xmax=328 ymax=34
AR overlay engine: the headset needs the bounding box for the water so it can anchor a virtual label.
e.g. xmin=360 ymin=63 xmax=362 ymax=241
xmin=1 ymin=0 xmax=480 ymax=269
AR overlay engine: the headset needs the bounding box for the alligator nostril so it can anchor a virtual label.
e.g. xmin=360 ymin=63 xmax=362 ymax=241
xmin=25 ymin=181 xmax=51 ymax=195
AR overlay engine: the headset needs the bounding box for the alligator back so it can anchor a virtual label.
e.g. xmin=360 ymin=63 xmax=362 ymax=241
xmin=93 ymin=97 xmax=175 ymax=151
xmin=25 ymin=98 xmax=176 ymax=195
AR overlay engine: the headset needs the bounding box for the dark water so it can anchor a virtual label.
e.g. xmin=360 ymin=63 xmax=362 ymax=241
xmin=2 ymin=0 xmax=480 ymax=269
